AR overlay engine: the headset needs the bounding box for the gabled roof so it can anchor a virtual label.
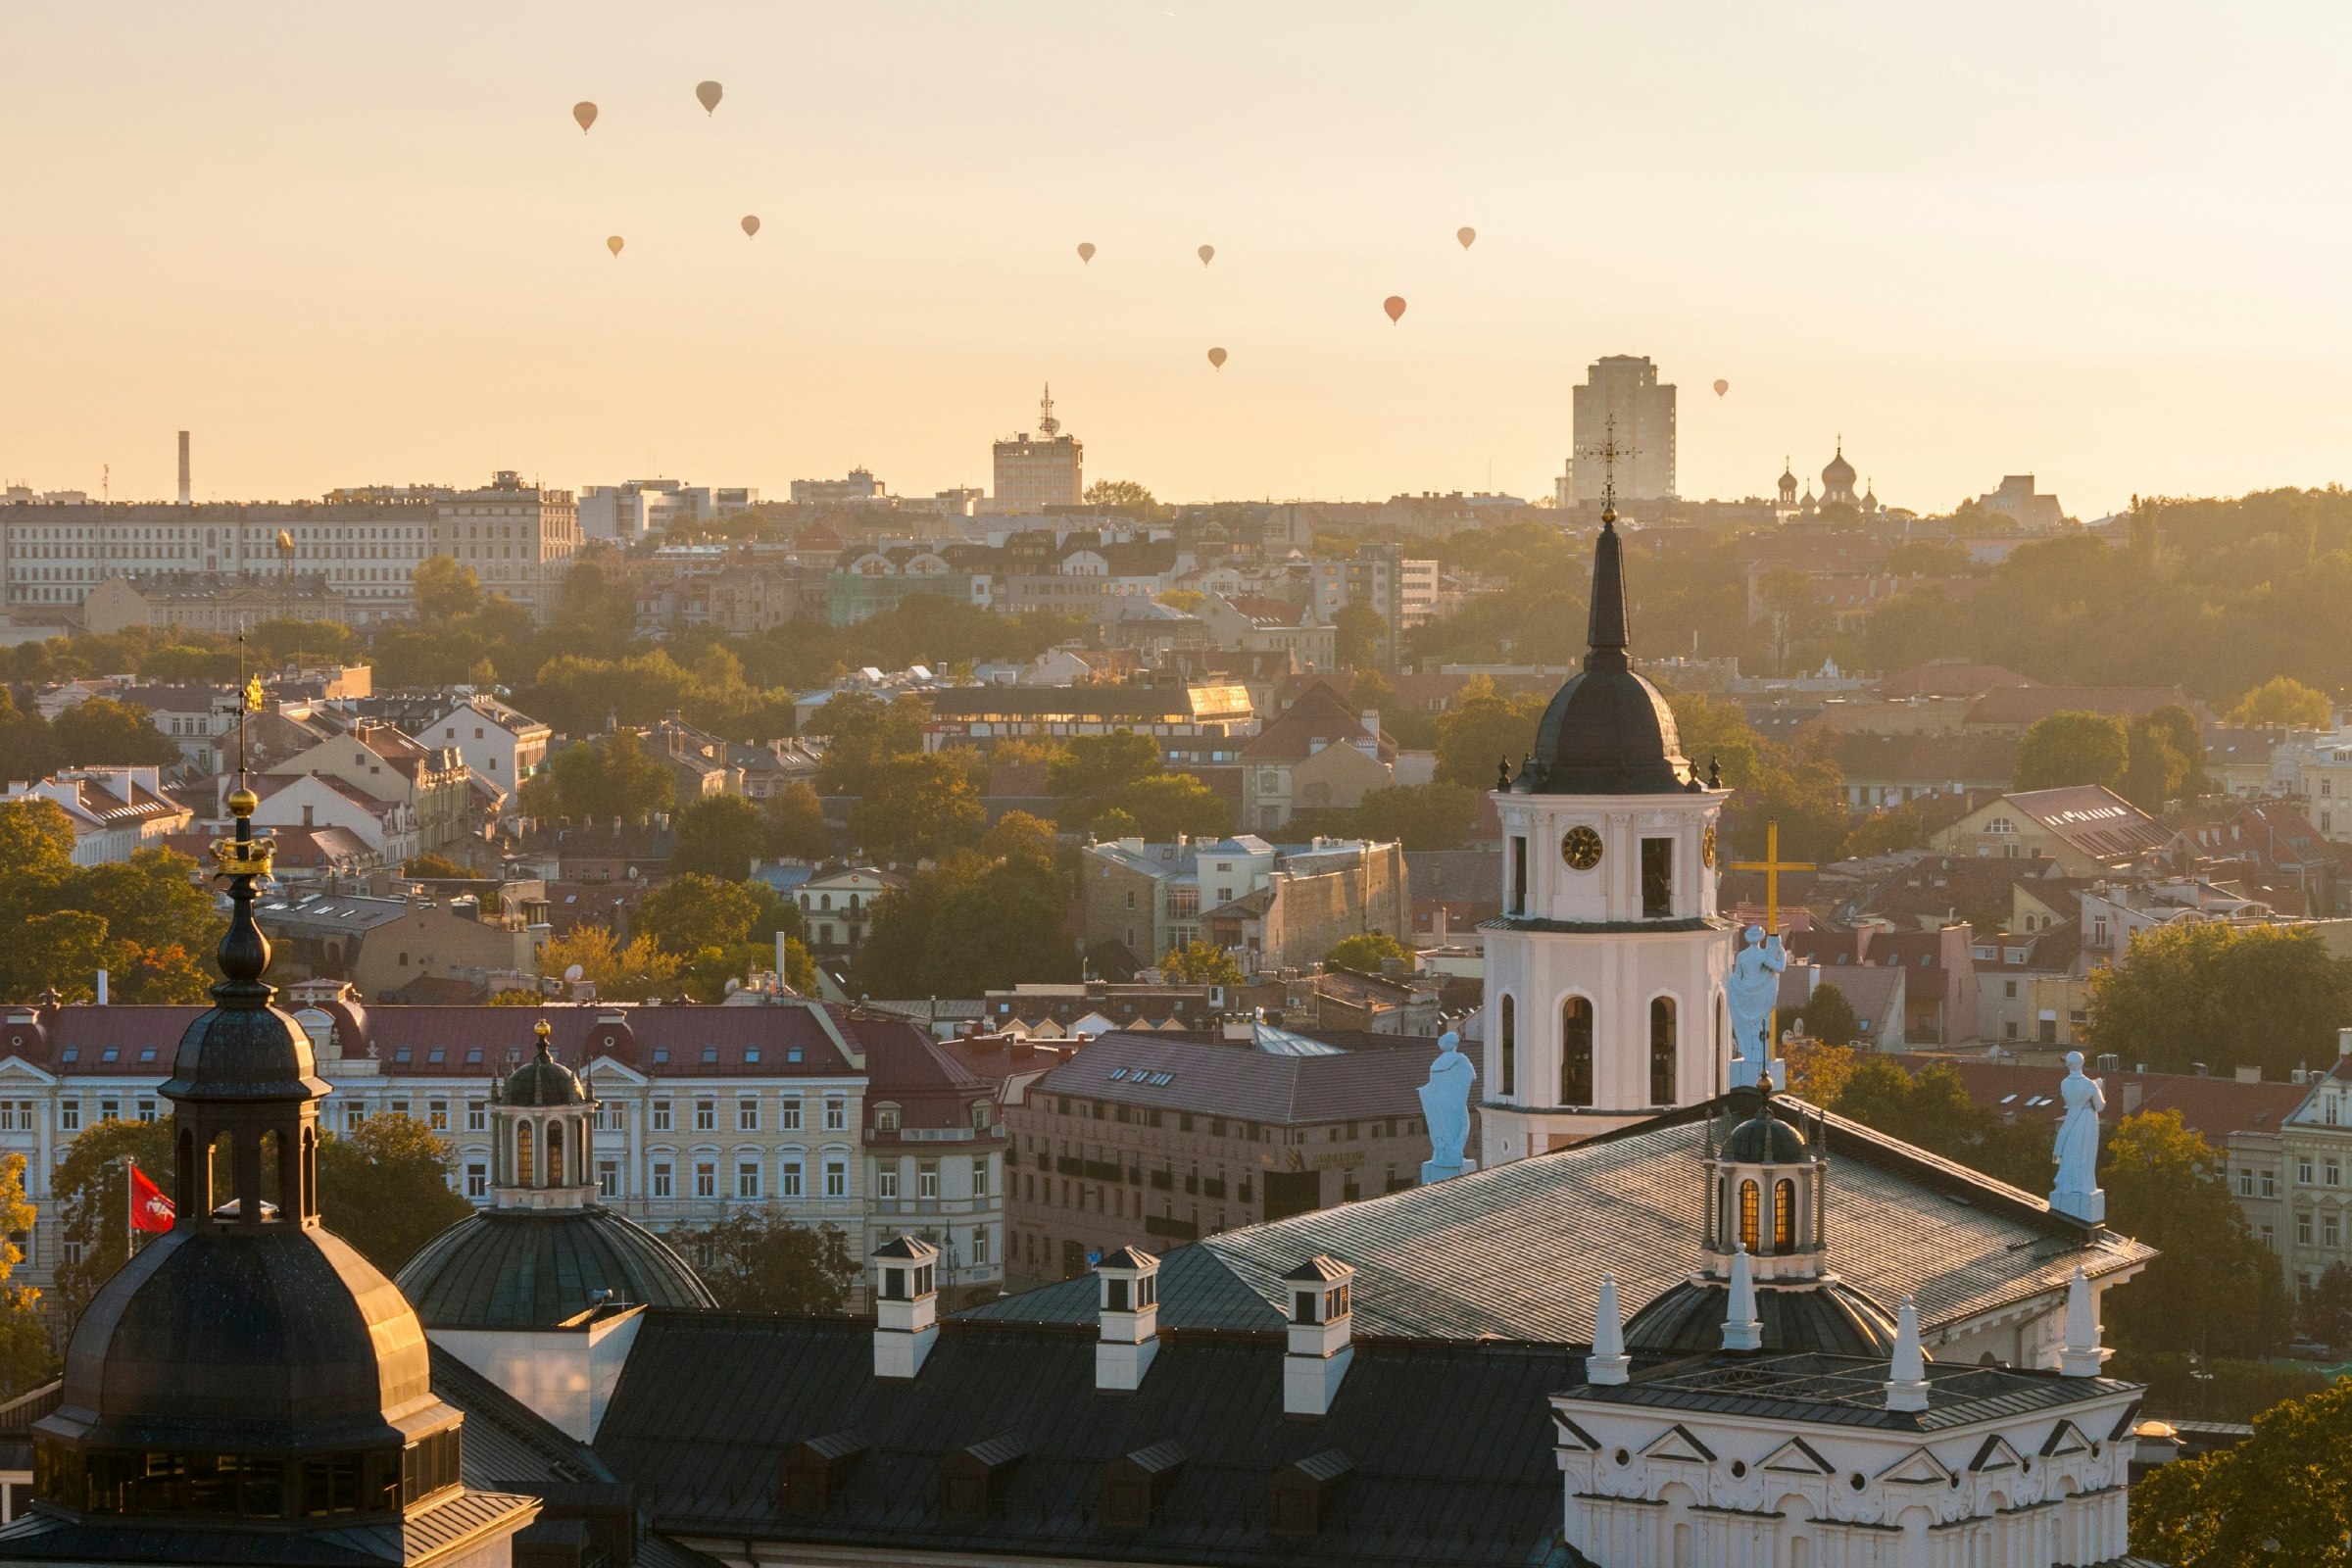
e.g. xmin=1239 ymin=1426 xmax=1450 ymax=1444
xmin=1239 ymin=683 xmax=1390 ymax=762
xmin=1999 ymin=787 xmax=2171 ymax=861
xmin=1890 ymin=1054 xmax=2309 ymax=1143
xmin=1028 ymin=1029 xmax=1435 ymax=1125
xmin=964 ymin=1095 xmax=2150 ymax=1343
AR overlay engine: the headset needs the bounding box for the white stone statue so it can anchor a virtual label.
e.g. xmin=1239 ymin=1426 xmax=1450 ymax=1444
xmin=1418 ymin=1030 xmax=1477 ymax=1184
xmin=1724 ymin=925 xmax=1786 ymax=1088
xmin=2049 ymin=1052 xmax=2107 ymax=1223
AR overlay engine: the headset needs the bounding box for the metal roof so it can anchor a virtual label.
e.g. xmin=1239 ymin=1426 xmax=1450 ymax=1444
xmin=594 ymin=1313 xmax=1584 ymax=1568
xmin=971 ymin=1096 xmax=2152 ymax=1346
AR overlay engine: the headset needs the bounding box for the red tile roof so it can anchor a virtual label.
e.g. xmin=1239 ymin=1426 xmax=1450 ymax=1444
xmin=1892 ymin=1054 xmax=2308 ymax=1143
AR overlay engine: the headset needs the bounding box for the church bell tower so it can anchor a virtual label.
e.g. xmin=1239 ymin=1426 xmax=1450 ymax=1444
xmin=1480 ymin=506 xmax=1735 ymax=1164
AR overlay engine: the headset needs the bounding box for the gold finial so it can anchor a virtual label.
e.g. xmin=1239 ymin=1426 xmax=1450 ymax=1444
xmin=534 ymin=1017 xmax=553 ymax=1044
xmin=242 ymin=673 xmax=265 ymax=713
xmin=226 ymin=787 xmax=259 ymax=818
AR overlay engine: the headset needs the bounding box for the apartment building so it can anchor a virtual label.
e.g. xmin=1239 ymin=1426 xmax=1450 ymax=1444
xmin=0 ymin=495 xmax=437 ymax=618
xmin=425 ymin=470 xmax=583 ymax=621
xmin=0 ymin=993 xmax=1006 ymax=1303
xmin=1001 ymin=1022 xmax=1446 ymax=1290
xmin=267 ymin=718 xmax=473 ymax=855
xmin=0 ymin=767 xmax=190 ymax=864
xmin=1083 ymin=832 xmax=1409 ymax=974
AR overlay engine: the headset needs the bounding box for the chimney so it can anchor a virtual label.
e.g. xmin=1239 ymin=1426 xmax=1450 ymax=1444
xmin=94 ymin=969 xmax=108 ymax=1006
xmin=1884 ymin=1298 xmax=1930 ymax=1412
xmin=2058 ymin=1266 xmax=2113 ymax=1378
xmin=1721 ymin=1245 xmax=1762 ymax=1352
xmin=869 ymin=1235 xmax=939 ymax=1379
xmin=2122 ymin=1083 xmax=2143 ymax=1115
xmin=176 ymin=430 xmax=190 ymax=505
xmin=1586 ymin=1272 xmax=1630 ymax=1386
xmin=2337 ymin=1026 xmax=2352 ymax=1059
xmin=1094 ymin=1247 xmax=1161 ymax=1392
xmin=1282 ymin=1255 xmax=1355 ymax=1418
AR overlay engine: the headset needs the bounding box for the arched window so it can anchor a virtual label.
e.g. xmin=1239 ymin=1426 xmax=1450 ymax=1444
xmin=1649 ymin=996 xmax=1678 ymax=1105
xmin=516 ymin=1120 xmax=535 ymax=1188
xmin=545 ymin=1119 xmax=564 ymax=1189
xmin=1499 ymin=995 xmax=1517 ymax=1097
xmin=1774 ymin=1178 xmax=1796 ymax=1251
xmin=1739 ymin=1180 xmax=1760 ymax=1251
xmin=1560 ymin=997 xmax=1593 ymax=1106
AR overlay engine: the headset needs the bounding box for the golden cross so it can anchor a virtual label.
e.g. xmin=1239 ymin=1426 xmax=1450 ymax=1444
xmin=1731 ymin=819 xmax=1813 ymax=937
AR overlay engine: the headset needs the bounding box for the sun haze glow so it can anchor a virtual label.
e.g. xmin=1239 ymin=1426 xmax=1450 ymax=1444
xmin=5 ymin=1 xmax=2352 ymax=514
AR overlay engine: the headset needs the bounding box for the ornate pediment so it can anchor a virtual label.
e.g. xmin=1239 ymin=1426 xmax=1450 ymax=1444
xmin=1759 ymin=1436 xmax=1836 ymax=1476
xmin=2039 ymin=1419 xmax=2094 ymax=1459
xmin=1642 ymin=1424 xmax=1718 ymax=1466
xmin=1968 ymin=1435 xmax=2025 ymax=1473
xmin=1877 ymin=1446 xmax=1954 ymax=1488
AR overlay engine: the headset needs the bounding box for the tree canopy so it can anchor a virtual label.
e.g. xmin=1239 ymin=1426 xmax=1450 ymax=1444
xmin=1326 ymin=932 xmax=1412 ymax=975
xmin=525 ymin=732 xmax=675 ymax=821
xmin=2101 ymin=1109 xmax=2291 ymax=1359
xmin=680 ymin=1213 xmax=862 ymax=1313
xmin=671 ymin=794 xmax=767 ymax=880
xmin=1826 ymin=1057 xmax=2047 ymax=1191
xmin=2230 ymin=674 xmax=2332 ymax=730
xmin=1160 ymin=940 xmax=1243 ymax=986
xmin=2084 ymin=923 xmax=2352 ymax=1080
xmin=2013 ymin=710 xmax=2130 ymax=793
xmin=2130 ymin=1359 xmax=2352 ymax=1564
xmin=316 ymin=1115 xmax=474 ymax=1276
xmin=0 ymin=800 xmax=219 ymax=1002
xmin=858 ymin=835 xmax=1076 ymax=998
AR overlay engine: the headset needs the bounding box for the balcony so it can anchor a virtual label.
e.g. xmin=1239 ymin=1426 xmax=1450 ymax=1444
xmin=1201 ymin=1179 xmax=1226 ymax=1200
xmin=1082 ymin=1160 xmax=1122 ymax=1182
xmin=1145 ymin=1214 xmax=1198 ymax=1242
xmin=1055 ymin=1156 xmax=1083 ymax=1176
xmin=1149 ymin=1170 xmax=1172 ymax=1191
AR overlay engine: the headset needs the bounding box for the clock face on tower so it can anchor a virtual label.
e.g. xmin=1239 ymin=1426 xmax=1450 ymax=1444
xmin=1561 ymin=825 xmax=1603 ymax=871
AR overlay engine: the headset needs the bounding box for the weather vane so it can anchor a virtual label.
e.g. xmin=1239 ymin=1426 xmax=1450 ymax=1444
xmin=1576 ymin=415 xmax=1642 ymax=524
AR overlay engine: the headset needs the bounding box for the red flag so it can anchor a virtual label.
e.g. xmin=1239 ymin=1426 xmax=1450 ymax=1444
xmin=128 ymin=1164 xmax=174 ymax=1233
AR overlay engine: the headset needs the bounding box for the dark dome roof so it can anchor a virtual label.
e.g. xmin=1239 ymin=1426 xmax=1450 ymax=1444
xmin=503 ymin=1032 xmax=587 ymax=1107
xmin=396 ymin=1208 xmax=715 ymax=1328
xmin=1823 ymin=445 xmax=1856 ymax=488
xmin=50 ymin=1224 xmax=435 ymax=1451
xmin=1623 ymin=1277 xmax=1897 ymax=1358
xmin=1725 ymin=1101 xmax=1810 ymax=1163
xmin=1519 ymin=521 xmax=1694 ymax=796
xmin=159 ymin=1001 xmax=328 ymax=1103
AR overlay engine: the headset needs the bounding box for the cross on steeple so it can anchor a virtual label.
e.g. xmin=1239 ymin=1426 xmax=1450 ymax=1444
xmin=1577 ymin=416 xmax=1641 ymax=523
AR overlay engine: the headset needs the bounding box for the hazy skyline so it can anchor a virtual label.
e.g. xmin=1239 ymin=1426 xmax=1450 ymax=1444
xmin=7 ymin=2 xmax=2352 ymax=516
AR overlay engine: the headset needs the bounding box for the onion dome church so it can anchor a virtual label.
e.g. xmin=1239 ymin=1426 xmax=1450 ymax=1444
xmin=1481 ymin=505 xmax=1734 ymax=1163
xmin=397 ymin=1019 xmax=712 ymax=1332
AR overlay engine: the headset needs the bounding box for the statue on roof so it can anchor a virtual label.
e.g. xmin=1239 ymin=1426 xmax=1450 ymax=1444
xmin=1418 ymin=1030 xmax=1477 ymax=1185
xmin=1725 ymin=925 xmax=1786 ymax=1089
xmin=2049 ymin=1052 xmax=2107 ymax=1223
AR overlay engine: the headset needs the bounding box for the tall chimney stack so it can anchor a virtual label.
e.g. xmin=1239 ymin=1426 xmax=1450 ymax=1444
xmin=176 ymin=430 xmax=191 ymax=505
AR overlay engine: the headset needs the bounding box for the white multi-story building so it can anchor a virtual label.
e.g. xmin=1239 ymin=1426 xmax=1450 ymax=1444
xmin=0 ymin=991 xmax=1009 ymax=1306
xmin=0 ymin=496 xmax=437 ymax=619
xmin=578 ymin=479 xmax=760 ymax=542
xmin=425 ymin=470 xmax=581 ymax=622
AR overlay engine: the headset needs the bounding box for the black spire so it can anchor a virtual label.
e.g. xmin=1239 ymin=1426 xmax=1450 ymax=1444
xmin=211 ymin=783 xmax=272 ymax=1004
xmin=1585 ymin=517 xmax=1630 ymax=673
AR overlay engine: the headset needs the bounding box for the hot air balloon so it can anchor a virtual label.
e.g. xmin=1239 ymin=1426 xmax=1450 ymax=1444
xmin=607 ymin=235 xmax=624 ymax=258
xmin=1713 ymin=378 xmax=1729 ymax=398
xmin=1456 ymin=226 xmax=1476 ymax=250
xmin=1383 ymin=295 xmax=1406 ymax=323
xmin=572 ymin=101 xmax=598 ymax=134
xmin=1206 ymin=347 xmax=1228 ymax=369
xmin=1077 ymin=242 xmax=1096 ymax=265
xmin=696 ymin=80 xmax=723 ymax=115
xmin=742 ymin=216 xmax=760 ymax=238
xmin=1198 ymin=244 xmax=1214 ymax=267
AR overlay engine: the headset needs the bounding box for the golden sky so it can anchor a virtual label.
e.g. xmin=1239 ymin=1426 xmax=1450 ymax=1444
xmin=5 ymin=2 xmax=2350 ymax=517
